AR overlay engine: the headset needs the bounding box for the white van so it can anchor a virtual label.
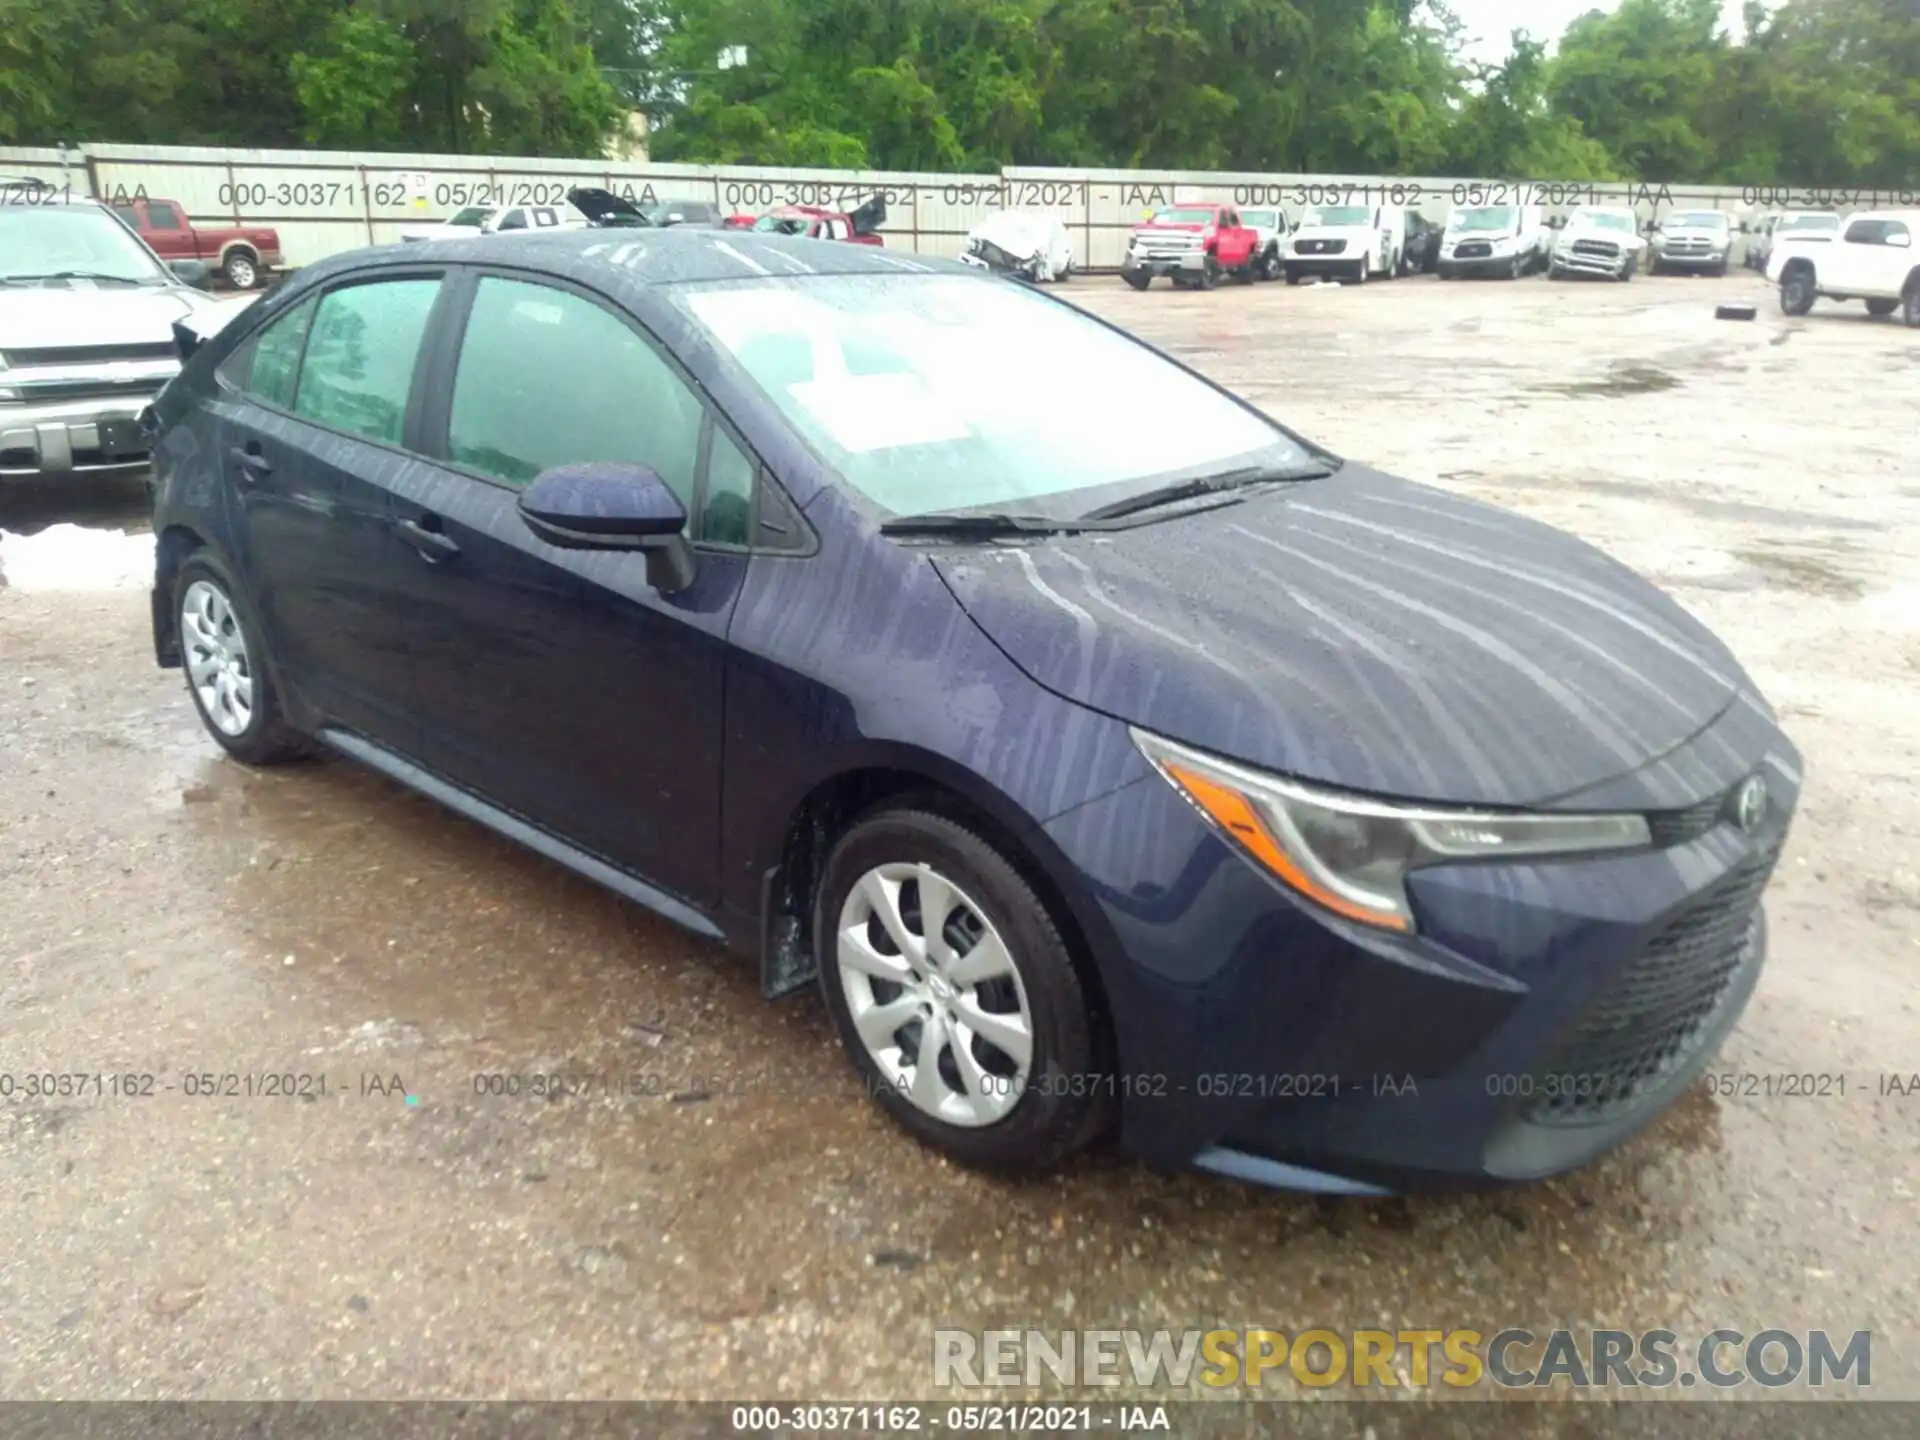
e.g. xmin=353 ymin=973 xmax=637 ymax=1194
xmin=1437 ymin=203 xmax=1550 ymax=278
xmin=1283 ymin=203 xmax=1406 ymax=285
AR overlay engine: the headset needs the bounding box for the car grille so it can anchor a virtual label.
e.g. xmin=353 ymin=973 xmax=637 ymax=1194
xmin=1452 ymin=241 xmax=1492 ymax=259
xmin=1664 ymin=238 xmax=1717 ymax=256
xmin=1519 ymin=837 xmax=1781 ymax=1127
xmin=1646 ymin=790 xmax=1728 ymax=847
xmin=3 ymin=342 xmax=177 ymax=366
xmin=1572 ymin=240 xmax=1621 ymax=260
xmin=1294 ymin=238 xmax=1346 ymax=255
xmin=1135 ymin=233 xmax=1200 ymax=255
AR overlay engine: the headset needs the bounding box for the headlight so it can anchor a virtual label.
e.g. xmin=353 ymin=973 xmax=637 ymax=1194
xmin=1132 ymin=730 xmax=1651 ymax=933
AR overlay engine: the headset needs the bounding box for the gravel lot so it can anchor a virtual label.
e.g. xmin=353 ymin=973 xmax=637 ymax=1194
xmin=2 ymin=267 xmax=1916 ymax=1413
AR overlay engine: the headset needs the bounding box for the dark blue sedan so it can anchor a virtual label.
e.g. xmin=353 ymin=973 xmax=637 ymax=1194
xmin=147 ymin=228 xmax=1800 ymax=1193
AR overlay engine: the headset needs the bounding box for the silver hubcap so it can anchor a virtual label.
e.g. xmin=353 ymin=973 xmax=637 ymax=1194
xmin=836 ymin=862 xmax=1034 ymax=1127
xmin=230 ymin=258 xmax=254 ymax=286
xmin=181 ymin=579 xmax=255 ymax=737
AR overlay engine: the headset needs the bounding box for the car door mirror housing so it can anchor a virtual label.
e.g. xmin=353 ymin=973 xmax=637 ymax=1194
xmin=517 ymin=462 xmax=696 ymax=592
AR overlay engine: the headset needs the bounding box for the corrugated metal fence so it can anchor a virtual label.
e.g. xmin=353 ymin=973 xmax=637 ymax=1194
xmin=2 ymin=142 xmax=1890 ymax=271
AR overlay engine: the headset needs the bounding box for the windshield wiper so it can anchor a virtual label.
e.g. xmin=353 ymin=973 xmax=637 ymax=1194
xmin=10 ymin=270 xmax=152 ymax=286
xmin=1079 ymin=462 xmax=1335 ymax=522
xmin=880 ymin=511 xmax=1095 ymax=539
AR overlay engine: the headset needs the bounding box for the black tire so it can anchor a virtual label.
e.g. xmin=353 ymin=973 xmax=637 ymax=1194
xmin=1123 ymin=271 xmax=1151 ymax=291
xmin=1260 ymin=244 xmax=1282 ymax=281
xmin=1621 ymin=254 xmax=1637 ymax=282
xmin=1199 ymin=257 xmax=1221 ymax=290
xmin=173 ymin=553 xmax=308 ymax=765
xmin=1231 ymin=258 xmax=1255 ymax=284
xmin=1548 ymin=263 xmax=1566 ymax=281
xmin=221 ymin=250 xmax=259 ymax=290
xmin=1903 ymin=283 xmax=1920 ymax=328
xmin=815 ymin=807 xmax=1110 ymax=1175
xmin=1284 ymin=266 xmax=1302 ymax=285
xmin=1647 ymin=255 xmax=1661 ymax=276
xmin=1865 ymin=297 xmax=1898 ymax=318
xmin=1780 ymin=265 xmax=1816 ymax=316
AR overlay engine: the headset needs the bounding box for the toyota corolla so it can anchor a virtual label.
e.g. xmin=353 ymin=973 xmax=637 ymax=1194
xmin=146 ymin=229 xmax=1799 ymax=1194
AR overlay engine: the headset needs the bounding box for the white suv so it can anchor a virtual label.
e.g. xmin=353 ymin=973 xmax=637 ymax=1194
xmin=1768 ymin=210 xmax=1920 ymax=325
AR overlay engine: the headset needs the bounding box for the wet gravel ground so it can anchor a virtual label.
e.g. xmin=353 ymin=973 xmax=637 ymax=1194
xmin=1 ymin=268 xmax=1916 ymax=1413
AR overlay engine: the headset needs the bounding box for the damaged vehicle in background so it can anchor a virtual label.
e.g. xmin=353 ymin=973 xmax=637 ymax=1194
xmin=960 ymin=210 xmax=1075 ymax=283
xmin=144 ymin=227 xmax=1801 ymax=1197
xmin=1646 ymin=210 xmax=1734 ymax=275
xmin=1282 ymin=203 xmax=1403 ymax=285
xmin=1238 ymin=207 xmax=1290 ymax=280
xmin=1747 ymin=210 xmax=1840 ymax=272
xmin=1 ymin=181 xmax=224 ymax=481
xmin=1547 ymin=206 xmax=1647 ymax=281
xmin=1437 ymin=203 xmax=1549 ymax=279
xmin=745 ymin=197 xmax=888 ymax=246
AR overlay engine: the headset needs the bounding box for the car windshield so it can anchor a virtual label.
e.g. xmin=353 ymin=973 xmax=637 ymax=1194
xmin=1300 ymin=205 xmax=1369 ymax=227
xmin=0 ymin=202 xmax=169 ymax=283
xmin=448 ymin=207 xmax=493 ymax=227
xmin=1672 ymin=211 xmax=1729 ymax=229
xmin=1571 ymin=211 xmax=1635 ymax=233
xmin=1780 ymin=214 xmax=1839 ymax=231
xmin=1450 ymin=206 xmax=1514 ymax=232
xmin=1150 ymin=208 xmax=1217 ymax=225
xmin=1241 ymin=210 xmax=1277 ymax=228
xmin=675 ymin=274 xmax=1308 ymax=521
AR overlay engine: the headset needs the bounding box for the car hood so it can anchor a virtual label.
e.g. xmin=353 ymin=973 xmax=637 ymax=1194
xmin=0 ymin=283 xmax=209 ymax=348
xmin=969 ymin=212 xmax=1057 ymax=257
xmin=931 ymin=466 xmax=1752 ymax=809
xmin=1292 ymin=223 xmax=1371 ymax=242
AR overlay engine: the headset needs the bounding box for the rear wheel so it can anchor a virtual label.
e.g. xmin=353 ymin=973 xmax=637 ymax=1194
xmin=174 ymin=555 xmax=307 ymax=765
xmin=817 ymin=808 xmax=1108 ymax=1174
xmin=1866 ymin=297 xmax=1899 ymax=318
xmin=221 ymin=250 xmax=259 ymax=290
xmin=1902 ymin=282 xmax=1920 ymax=328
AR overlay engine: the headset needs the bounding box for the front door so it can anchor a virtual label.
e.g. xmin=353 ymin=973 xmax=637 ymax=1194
xmin=220 ymin=275 xmax=448 ymax=747
xmin=387 ymin=271 xmax=755 ymax=907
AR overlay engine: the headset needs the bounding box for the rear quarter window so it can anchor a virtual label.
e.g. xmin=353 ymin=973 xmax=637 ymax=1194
xmin=292 ymin=279 xmax=441 ymax=445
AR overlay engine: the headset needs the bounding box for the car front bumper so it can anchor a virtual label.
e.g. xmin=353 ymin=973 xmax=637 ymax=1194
xmin=1653 ymin=248 xmax=1730 ymax=270
xmin=1438 ymin=252 xmax=1522 ymax=276
xmin=0 ymin=392 xmax=165 ymax=478
xmin=1553 ymin=248 xmax=1632 ymax=278
xmin=1122 ymin=251 xmax=1210 ymax=279
xmin=1284 ymin=252 xmax=1360 ymax=277
xmin=1043 ymin=730 xmax=1802 ymax=1193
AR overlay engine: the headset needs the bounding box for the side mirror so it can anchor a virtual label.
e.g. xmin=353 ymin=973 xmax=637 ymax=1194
xmin=169 ymin=259 xmax=212 ymax=291
xmin=518 ymin=462 xmax=696 ymax=593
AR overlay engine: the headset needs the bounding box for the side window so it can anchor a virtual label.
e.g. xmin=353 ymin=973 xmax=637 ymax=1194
xmin=292 ymin=279 xmax=440 ymax=445
xmin=110 ymin=203 xmax=138 ymax=228
xmin=1885 ymin=222 xmax=1911 ymax=247
xmin=447 ymin=277 xmax=704 ymax=503
xmin=1844 ymin=219 xmax=1885 ymax=244
xmin=496 ymin=208 xmax=527 ymax=231
xmin=147 ymin=203 xmax=181 ymax=230
xmin=701 ymin=424 xmax=756 ymax=547
xmin=232 ymin=296 xmax=317 ymax=407
xmin=531 ymin=207 xmax=558 ymax=228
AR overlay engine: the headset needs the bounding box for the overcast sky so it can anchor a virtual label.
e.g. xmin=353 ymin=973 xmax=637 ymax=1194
xmin=1447 ymin=0 xmax=1758 ymax=67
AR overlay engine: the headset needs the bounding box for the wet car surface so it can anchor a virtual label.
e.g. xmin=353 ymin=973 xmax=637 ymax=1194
xmin=2 ymin=269 xmax=1916 ymax=1406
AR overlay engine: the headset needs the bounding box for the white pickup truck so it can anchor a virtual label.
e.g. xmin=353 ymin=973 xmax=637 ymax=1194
xmin=1768 ymin=210 xmax=1920 ymax=325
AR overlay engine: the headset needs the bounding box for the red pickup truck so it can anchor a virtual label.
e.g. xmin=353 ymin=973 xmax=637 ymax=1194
xmin=109 ymin=198 xmax=283 ymax=290
xmin=1120 ymin=203 xmax=1261 ymax=289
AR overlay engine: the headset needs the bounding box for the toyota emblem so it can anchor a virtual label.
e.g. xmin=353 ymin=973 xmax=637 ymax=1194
xmin=1734 ymin=775 xmax=1768 ymax=833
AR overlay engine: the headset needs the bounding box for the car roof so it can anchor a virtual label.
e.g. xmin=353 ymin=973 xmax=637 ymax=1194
xmin=295 ymin=224 xmax=952 ymax=292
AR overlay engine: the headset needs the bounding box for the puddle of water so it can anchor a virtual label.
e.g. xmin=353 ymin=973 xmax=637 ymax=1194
xmin=1732 ymin=544 xmax=1865 ymax=599
xmin=1539 ymin=364 xmax=1681 ymax=397
xmin=0 ymin=523 xmax=154 ymax=592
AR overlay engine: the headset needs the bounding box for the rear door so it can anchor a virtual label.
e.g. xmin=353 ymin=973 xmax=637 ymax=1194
xmin=219 ymin=272 xmax=449 ymax=748
xmin=385 ymin=269 xmax=755 ymax=905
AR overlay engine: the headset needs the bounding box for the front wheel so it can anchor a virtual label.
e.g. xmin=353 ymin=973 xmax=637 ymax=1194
xmin=1902 ymin=284 xmax=1920 ymax=328
xmin=1199 ymin=257 xmax=1221 ymax=290
xmin=817 ymin=808 xmax=1109 ymax=1174
xmin=174 ymin=555 xmax=308 ymax=765
xmin=1780 ymin=267 xmax=1816 ymax=316
xmin=1866 ymin=297 xmax=1898 ymax=318
xmin=1260 ymin=245 xmax=1282 ymax=280
xmin=1284 ymin=266 xmax=1302 ymax=285
xmin=1122 ymin=270 xmax=1151 ymax=291
xmin=1350 ymin=258 xmax=1366 ymax=285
